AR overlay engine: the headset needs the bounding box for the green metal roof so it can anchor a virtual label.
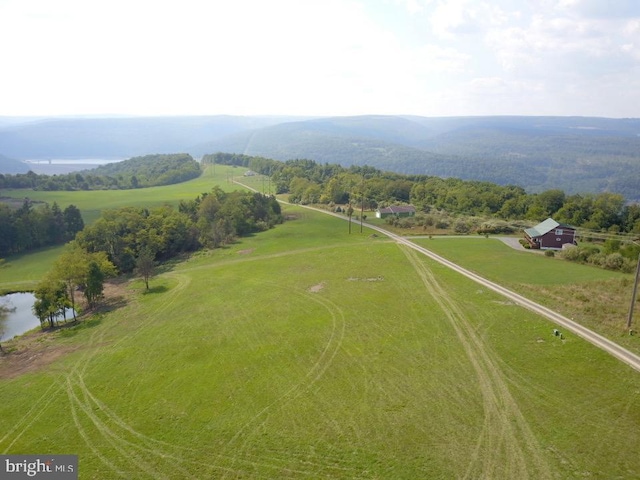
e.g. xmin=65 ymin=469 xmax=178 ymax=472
xmin=524 ymin=218 xmax=560 ymax=238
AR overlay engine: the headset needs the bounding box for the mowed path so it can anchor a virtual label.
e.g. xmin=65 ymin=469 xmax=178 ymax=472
xmin=400 ymin=245 xmax=552 ymax=479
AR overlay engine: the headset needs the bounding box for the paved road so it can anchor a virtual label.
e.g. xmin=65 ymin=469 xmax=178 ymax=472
xmin=234 ymin=181 xmax=640 ymax=372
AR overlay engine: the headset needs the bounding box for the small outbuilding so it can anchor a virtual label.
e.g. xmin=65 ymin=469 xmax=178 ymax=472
xmin=524 ymin=218 xmax=577 ymax=250
xmin=375 ymin=205 xmax=416 ymax=219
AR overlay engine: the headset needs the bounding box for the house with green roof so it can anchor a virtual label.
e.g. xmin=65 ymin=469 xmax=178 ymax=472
xmin=524 ymin=218 xmax=577 ymax=250
xmin=375 ymin=205 xmax=416 ymax=219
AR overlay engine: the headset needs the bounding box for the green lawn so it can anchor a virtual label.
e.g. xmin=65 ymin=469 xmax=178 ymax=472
xmin=413 ymin=236 xmax=623 ymax=285
xmin=1 ymin=207 xmax=640 ymax=478
xmin=0 ymin=245 xmax=67 ymax=293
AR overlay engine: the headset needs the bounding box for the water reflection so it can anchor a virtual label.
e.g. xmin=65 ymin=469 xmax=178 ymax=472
xmin=0 ymin=293 xmax=54 ymax=341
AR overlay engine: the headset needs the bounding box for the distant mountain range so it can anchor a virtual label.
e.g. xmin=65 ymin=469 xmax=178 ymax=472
xmin=1 ymin=115 xmax=639 ymax=200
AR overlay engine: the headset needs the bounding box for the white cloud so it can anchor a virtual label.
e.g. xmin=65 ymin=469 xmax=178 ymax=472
xmin=1 ymin=0 xmax=640 ymax=117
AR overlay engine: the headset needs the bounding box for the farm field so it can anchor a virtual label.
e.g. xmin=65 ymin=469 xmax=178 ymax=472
xmin=1 ymin=205 xmax=640 ymax=478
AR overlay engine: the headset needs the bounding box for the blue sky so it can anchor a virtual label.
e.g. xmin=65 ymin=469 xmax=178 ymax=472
xmin=1 ymin=0 xmax=640 ymax=117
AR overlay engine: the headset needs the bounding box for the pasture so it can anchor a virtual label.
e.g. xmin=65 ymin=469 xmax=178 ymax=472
xmin=1 ymin=205 xmax=640 ymax=478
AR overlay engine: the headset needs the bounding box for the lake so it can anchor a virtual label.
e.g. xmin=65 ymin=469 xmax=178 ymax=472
xmin=0 ymin=292 xmax=41 ymax=341
xmin=23 ymin=158 xmax=124 ymax=175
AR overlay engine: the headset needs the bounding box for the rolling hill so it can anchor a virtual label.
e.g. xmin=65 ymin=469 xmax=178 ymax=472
xmin=2 ymin=114 xmax=639 ymax=200
xmin=0 ymin=153 xmax=29 ymax=174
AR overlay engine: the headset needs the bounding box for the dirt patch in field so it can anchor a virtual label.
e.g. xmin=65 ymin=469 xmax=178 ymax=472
xmin=0 ymin=331 xmax=79 ymax=379
xmin=238 ymin=248 xmax=255 ymax=255
xmin=347 ymin=276 xmax=385 ymax=282
xmin=308 ymin=282 xmax=326 ymax=293
xmin=0 ymin=279 xmax=131 ymax=379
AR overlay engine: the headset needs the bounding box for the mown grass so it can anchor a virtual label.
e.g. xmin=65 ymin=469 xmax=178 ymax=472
xmin=1 ymin=207 xmax=640 ymax=478
xmin=415 ymin=236 xmax=623 ymax=285
xmin=413 ymin=236 xmax=640 ymax=353
xmin=0 ymin=245 xmax=67 ymax=293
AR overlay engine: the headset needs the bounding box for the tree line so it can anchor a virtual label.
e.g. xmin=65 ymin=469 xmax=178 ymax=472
xmin=0 ymin=200 xmax=84 ymax=257
xmin=32 ymin=188 xmax=282 ymax=328
xmin=0 ymin=154 xmax=201 ymax=191
xmin=203 ymin=152 xmax=640 ymax=234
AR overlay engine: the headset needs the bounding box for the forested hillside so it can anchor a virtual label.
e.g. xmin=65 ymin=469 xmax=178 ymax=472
xmin=205 ymin=153 xmax=640 ymax=236
xmin=0 ymin=153 xmax=201 ymax=190
xmin=2 ymin=115 xmax=639 ymax=200
xmin=0 ymin=154 xmax=28 ymax=174
xmin=0 ymin=115 xmax=300 ymax=159
xmin=200 ymin=116 xmax=640 ymax=200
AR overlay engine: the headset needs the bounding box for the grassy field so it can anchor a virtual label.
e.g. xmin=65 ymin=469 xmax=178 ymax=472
xmin=1 ymin=205 xmax=640 ymax=478
xmin=0 ymin=164 xmax=243 ymax=225
xmin=414 ymin=236 xmax=640 ymax=354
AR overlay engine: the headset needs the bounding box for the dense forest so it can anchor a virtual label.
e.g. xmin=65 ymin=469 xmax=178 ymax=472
xmin=0 ymin=200 xmax=84 ymax=257
xmin=204 ymin=152 xmax=640 ymax=235
xmin=0 ymin=154 xmax=201 ymax=191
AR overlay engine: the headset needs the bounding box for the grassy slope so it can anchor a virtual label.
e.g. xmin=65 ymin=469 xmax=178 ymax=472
xmin=1 ymin=207 xmax=640 ymax=478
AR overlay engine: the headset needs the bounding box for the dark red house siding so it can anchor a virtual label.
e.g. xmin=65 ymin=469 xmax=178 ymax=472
xmin=538 ymin=228 xmax=576 ymax=249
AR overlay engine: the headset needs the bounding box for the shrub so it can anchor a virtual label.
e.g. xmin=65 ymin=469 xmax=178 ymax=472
xmin=603 ymin=253 xmax=625 ymax=271
xmin=544 ymin=250 xmax=555 ymax=257
xmin=477 ymin=221 xmax=516 ymax=235
xmin=454 ymin=220 xmax=470 ymax=234
xmin=560 ymin=245 xmax=582 ymax=262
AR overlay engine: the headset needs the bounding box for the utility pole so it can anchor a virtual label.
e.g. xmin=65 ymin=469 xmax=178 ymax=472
xmin=627 ymin=252 xmax=640 ymax=331
xmin=360 ymin=173 xmax=365 ymax=233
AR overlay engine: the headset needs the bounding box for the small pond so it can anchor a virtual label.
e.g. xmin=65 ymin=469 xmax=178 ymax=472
xmin=0 ymin=292 xmax=74 ymax=342
xmin=0 ymin=293 xmax=42 ymax=341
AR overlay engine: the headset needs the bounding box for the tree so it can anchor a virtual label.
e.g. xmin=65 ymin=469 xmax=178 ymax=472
xmin=84 ymin=261 xmax=105 ymax=309
xmin=135 ymin=249 xmax=156 ymax=290
xmin=52 ymin=244 xmax=116 ymax=319
xmin=63 ymin=204 xmax=84 ymax=240
xmin=33 ymin=277 xmax=69 ymax=329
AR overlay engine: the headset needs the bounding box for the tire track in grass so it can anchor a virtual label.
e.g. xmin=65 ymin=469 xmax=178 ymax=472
xmin=220 ymin=289 xmax=348 ymax=478
xmin=0 ymin=381 xmax=63 ymax=452
xmin=400 ymin=245 xmax=552 ymax=480
xmin=59 ymin=273 xmax=200 ymax=477
xmin=66 ymin=376 xmax=168 ymax=479
xmin=63 ymin=273 xmax=340 ymax=478
xmin=67 ymin=377 xmax=127 ymax=478
xmin=70 ymin=369 xmax=204 ymax=479
xmin=1 ymin=322 xmax=109 ymax=452
xmin=71 ymin=366 xmax=319 ymax=478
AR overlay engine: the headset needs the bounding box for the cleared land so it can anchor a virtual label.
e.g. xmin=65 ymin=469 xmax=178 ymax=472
xmin=1 ymin=205 xmax=640 ymax=478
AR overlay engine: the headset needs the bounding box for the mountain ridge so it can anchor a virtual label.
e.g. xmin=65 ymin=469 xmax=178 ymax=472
xmin=1 ymin=114 xmax=639 ymax=200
